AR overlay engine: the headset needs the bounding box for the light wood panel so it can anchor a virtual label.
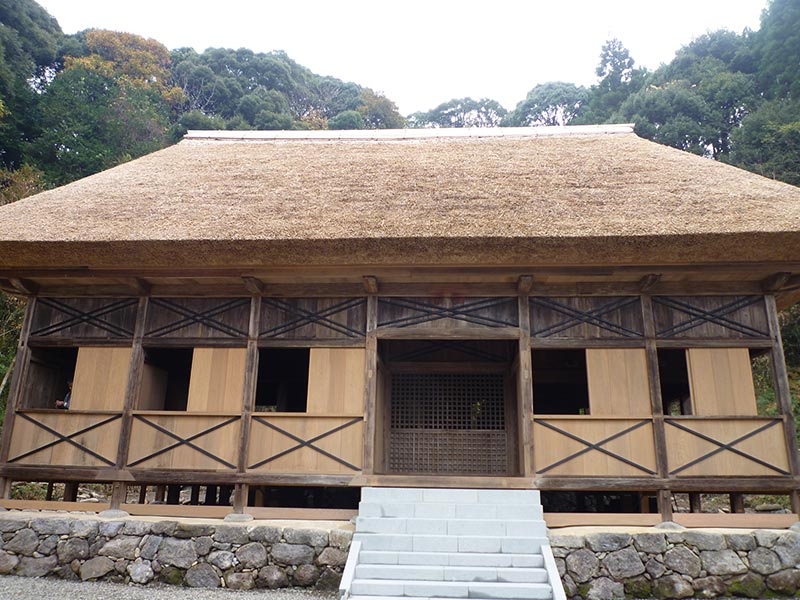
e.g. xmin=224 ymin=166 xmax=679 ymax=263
xmin=248 ymin=415 xmax=363 ymax=474
xmin=586 ymin=348 xmax=650 ymax=416
xmin=127 ymin=413 xmax=240 ymax=470
xmin=71 ymin=347 xmax=132 ymax=411
xmin=687 ymin=348 xmax=757 ymax=416
xmin=187 ymin=348 xmax=247 ymax=412
xmin=0 ymin=500 xmax=112 ymax=512
xmin=307 ymin=348 xmax=365 ymax=414
xmin=673 ymin=512 xmax=797 ymax=529
xmin=7 ymin=411 xmax=121 ymax=467
xmin=545 ymin=513 xmax=661 ymax=527
xmin=665 ymin=417 xmax=789 ymax=476
xmin=533 ymin=418 xmax=656 ymax=477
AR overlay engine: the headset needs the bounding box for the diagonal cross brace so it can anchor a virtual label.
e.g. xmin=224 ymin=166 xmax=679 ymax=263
xmin=127 ymin=415 xmax=239 ymax=469
xmin=666 ymin=418 xmax=788 ymax=475
xmin=146 ymin=298 xmax=249 ymax=338
xmin=531 ymin=296 xmax=642 ymax=337
xmin=10 ymin=412 xmax=121 ymax=466
xmin=536 ymin=419 xmax=656 ymax=475
xmin=378 ymin=297 xmax=517 ymax=328
xmin=655 ymin=296 xmax=769 ymax=338
xmin=32 ymin=298 xmax=137 ymax=338
xmin=248 ymin=417 xmax=362 ymax=471
xmin=260 ymin=298 xmax=366 ymax=338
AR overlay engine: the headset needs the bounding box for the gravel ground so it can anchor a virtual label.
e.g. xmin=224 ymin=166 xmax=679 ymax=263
xmin=0 ymin=576 xmax=338 ymax=600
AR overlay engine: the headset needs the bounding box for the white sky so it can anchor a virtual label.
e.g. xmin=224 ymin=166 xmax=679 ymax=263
xmin=37 ymin=0 xmax=767 ymax=116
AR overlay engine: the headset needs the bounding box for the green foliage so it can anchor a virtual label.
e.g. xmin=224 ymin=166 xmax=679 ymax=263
xmin=0 ymin=293 xmax=24 ymax=427
xmin=408 ymin=97 xmax=507 ymax=128
xmin=752 ymin=0 xmax=800 ymax=99
xmin=504 ymin=82 xmax=588 ymax=126
xmin=328 ymin=109 xmax=366 ymax=130
xmin=356 ymin=89 xmax=404 ymax=129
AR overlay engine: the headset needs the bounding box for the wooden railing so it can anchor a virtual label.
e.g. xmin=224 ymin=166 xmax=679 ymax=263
xmin=126 ymin=412 xmax=241 ymax=470
xmin=664 ymin=416 xmax=789 ymax=477
xmin=533 ymin=416 xmax=657 ymax=477
xmin=7 ymin=410 xmax=122 ymax=467
xmin=247 ymin=413 xmax=363 ymax=474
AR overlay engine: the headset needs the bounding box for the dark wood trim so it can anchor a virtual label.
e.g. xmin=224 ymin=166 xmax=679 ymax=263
xmin=517 ymin=294 xmax=534 ymax=476
xmin=641 ymin=295 xmax=670 ymax=489
xmin=362 ymin=295 xmax=378 ymax=475
xmin=762 ymin=272 xmax=793 ymax=293
xmin=654 ymin=338 xmax=774 ymax=349
xmin=517 ymin=275 xmax=533 ymax=294
xmin=141 ymin=337 xmax=248 ymax=348
xmin=377 ymin=327 xmax=520 ymax=340
xmin=257 ymin=339 xmax=366 ymax=348
xmin=530 ymin=338 xmax=646 ymax=349
xmin=242 ymin=277 xmax=265 ymax=295
xmin=362 ymin=276 xmax=379 ymax=294
xmin=237 ymin=296 xmax=261 ymax=488
xmin=638 ymin=274 xmax=662 ymax=292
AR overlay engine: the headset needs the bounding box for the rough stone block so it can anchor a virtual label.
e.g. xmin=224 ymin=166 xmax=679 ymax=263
xmin=185 ymin=562 xmax=220 ymax=588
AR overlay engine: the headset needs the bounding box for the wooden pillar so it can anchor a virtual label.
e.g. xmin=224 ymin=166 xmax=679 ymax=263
xmin=362 ymin=294 xmax=378 ymax=475
xmin=641 ymin=295 xmax=672 ymax=522
xmin=730 ymin=492 xmax=745 ymax=514
xmin=45 ymin=482 xmax=54 ymax=501
xmin=190 ymin=485 xmax=201 ymax=505
xmin=689 ymin=493 xmax=702 ymax=513
xmin=64 ymin=481 xmax=79 ymax=502
xmin=167 ymin=485 xmax=181 ymax=505
xmin=0 ymin=297 xmax=37 ymax=489
xmin=110 ymin=483 xmax=127 ymax=509
xmin=234 ymin=295 xmax=260 ymax=513
xmin=517 ymin=293 xmax=534 ymax=477
xmin=138 ymin=485 xmax=147 ymax=505
xmin=112 ymin=297 xmax=149 ymax=509
xmin=154 ymin=485 xmax=166 ymax=503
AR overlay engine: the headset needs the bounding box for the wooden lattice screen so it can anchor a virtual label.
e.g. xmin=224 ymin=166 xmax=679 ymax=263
xmin=388 ymin=372 xmax=507 ymax=475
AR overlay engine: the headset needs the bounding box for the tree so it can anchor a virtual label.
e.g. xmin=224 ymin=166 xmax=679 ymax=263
xmin=504 ymin=82 xmax=588 ymax=126
xmin=357 ymin=89 xmax=404 ymax=129
xmin=577 ymin=39 xmax=647 ymax=123
xmin=328 ymin=110 xmax=366 ymax=130
xmin=408 ymin=97 xmax=507 ymax=128
xmin=751 ymin=0 xmax=800 ymax=99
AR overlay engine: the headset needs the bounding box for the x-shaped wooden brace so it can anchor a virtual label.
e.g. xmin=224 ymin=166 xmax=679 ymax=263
xmin=32 ymin=298 xmax=137 ymax=338
xmin=248 ymin=417 xmax=362 ymax=471
xmin=260 ymin=298 xmax=365 ymax=338
xmin=388 ymin=340 xmax=508 ymax=363
xmin=146 ymin=298 xmax=249 ymax=338
xmin=378 ymin=297 xmax=517 ymax=328
xmin=535 ymin=419 xmax=656 ymax=475
xmin=530 ymin=296 xmax=642 ymax=337
xmin=127 ymin=415 xmax=239 ymax=469
xmin=666 ymin=418 xmax=788 ymax=475
xmin=10 ymin=412 xmax=121 ymax=466
xmin=654 ymin=296 xmax=769 ymax=338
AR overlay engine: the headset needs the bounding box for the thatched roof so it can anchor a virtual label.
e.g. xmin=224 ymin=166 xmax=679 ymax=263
xmin=1 ymin=125 xmax=800 ymax=271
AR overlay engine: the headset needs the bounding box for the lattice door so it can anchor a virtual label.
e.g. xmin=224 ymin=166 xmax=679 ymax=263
xmin=388 ymin=373 xmax=508 ymax=475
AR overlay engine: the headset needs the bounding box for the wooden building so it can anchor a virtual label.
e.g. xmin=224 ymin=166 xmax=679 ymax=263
xmin=0 ymin=125 xmax=799 ymax=526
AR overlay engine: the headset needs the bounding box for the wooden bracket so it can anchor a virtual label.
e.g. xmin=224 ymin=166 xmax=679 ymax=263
xmin=128 ymin=277 xmax=151 ymax=296
xmin=9 ymin=278 xmax=38 ymax=296
xmin=362 ymin=276 xmax=379 ymax=294
xmin=517 ymin=275 xmax=533 ymax=294
xmin=762 ymin=272 xmax=793 ymax=292
xmin=242 ymin=276 xmax=265 ymax=295
xmin=638 ymin=273 xmax=661 ymax=292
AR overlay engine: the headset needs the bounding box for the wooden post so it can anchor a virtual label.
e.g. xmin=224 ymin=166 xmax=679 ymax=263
xmin=113 ymin=296 xmax=149 ymax=506
xmin=64 ymin=481 xmax=79 ymax=502
xmin=362 ymin=295 xmax=378 ymax=475
xmin=138 ymin=485 xmax=147 ymax=505
xmin=234 ymin=296 xmax=261 ymax=513
xmin=730 ymin=492 xmax=745 ymax=514
xmin=765 ymin=294 xmax=800 ymax=517
xmin=110 ymin=483 xmax=127 ymax=509
xmin=689 ymin=493 xmax=702 ymax=513
xmin=641 ymin=295 xmax=672 ymax=522
xmin=517 ymin=294 xmax=534 ymax=477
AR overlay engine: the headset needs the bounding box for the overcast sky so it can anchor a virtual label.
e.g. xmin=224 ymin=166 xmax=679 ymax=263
xmin=37 ymin=0 xmax=767 ymax=115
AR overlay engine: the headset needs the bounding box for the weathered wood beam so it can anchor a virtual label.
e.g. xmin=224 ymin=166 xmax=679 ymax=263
xmin=517 ymin=275 xmax=533 ymax=294
xmin=242 ymin=276 xmax=265 ymax=295
xmin=127 ymin=277 xmax=151 ymax=296
xmin=9 ymin=278 xmax=38 ymax=295
xmin=638 ymin=273 xmax=661 ymax=292
xmin=362 ymin=275 xmax=379 ymax=294
xmin=762 ymin=272 xmax=793 ymax=292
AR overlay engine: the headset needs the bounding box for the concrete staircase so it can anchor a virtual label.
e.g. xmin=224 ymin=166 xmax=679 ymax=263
xmin=340 ymin=488 xmax=565 ymax=600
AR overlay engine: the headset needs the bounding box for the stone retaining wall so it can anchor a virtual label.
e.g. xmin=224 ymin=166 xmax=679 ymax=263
xmin=0 ymin=511 xmax=352 ymax=590
xmin=551 ymin=528 xmax=800 ymax=599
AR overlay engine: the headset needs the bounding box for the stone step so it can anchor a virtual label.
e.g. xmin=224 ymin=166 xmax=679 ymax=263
xmin=360 ymin=488 xmax=541 ymax=506
xmin=359 ymin=550 xmax=544 ymax=568
xmin=350 ymin=579 xmax=552 ymax=599
xmin=355 ymin=517 xmax=546 ymax=537
xmin=353 ymin=533 xmax=547 ymax=554
xmin=354 ymin=564 xmax=549 ymax=583
xmin=358 ymin=501 xmax=543 ymax=520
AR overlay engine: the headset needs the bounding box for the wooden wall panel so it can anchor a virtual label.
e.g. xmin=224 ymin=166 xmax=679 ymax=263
xmin=145 ymin=298 xmax=250 ymax=339
xmin=586 ymin=349 xmax=650 ymax=416
xmin=260 ymin=298 xmax=366 ymax=340
xmin=653 ymin=295 xmax=769 ymax=339
xmin=29 ymin=297 xmax=137 ymax=340
xmin=247 ymin=416 xmax=363 ymax=474
xmin=530 ymin=296 xmax=642 ymax=339
xmin=378 ymin=297 xmax=518 ymax=330
xmin=533 ymin=418 xmax=656 ymax=477
xmin=7 ymin=412 xmax=121 ymax=467
xmin=71 ymin=347 xmax=132 ymax=411
xmin=187 ymin=348 xmax=247 ymax=412
xmin=665 ymin=418 xmax=789 ymax=476
xmin=687 ymin=348 xmax=757 ymax=416
xmin=307 ymin=348 xmax=365 ymax=414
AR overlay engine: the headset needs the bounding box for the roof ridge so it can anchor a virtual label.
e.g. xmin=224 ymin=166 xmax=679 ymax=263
xmin=184 ymin=124 xmax=635 ymax=142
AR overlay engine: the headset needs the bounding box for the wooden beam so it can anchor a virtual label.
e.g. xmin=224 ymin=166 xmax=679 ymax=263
xmin=9 ymin=278 xmax=38 ymax=295
xmin=127 ymin=277 xmax=151 ymax=296
xmin=762 ymin=272 xmax=793 ymax=292
xmin=242 ymin=276 xmax=265 ymax=295
xmin=638 ymin=273 xmax=661 ymax=292
xmin=362 ymin=276 xmax=379 ymax=294
xmin=517 ymin=275 xmax=533 ymax=294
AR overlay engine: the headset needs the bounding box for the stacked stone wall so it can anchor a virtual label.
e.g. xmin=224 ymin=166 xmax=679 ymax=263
xmin=0 ymin=511 xmax=352 ymax=590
